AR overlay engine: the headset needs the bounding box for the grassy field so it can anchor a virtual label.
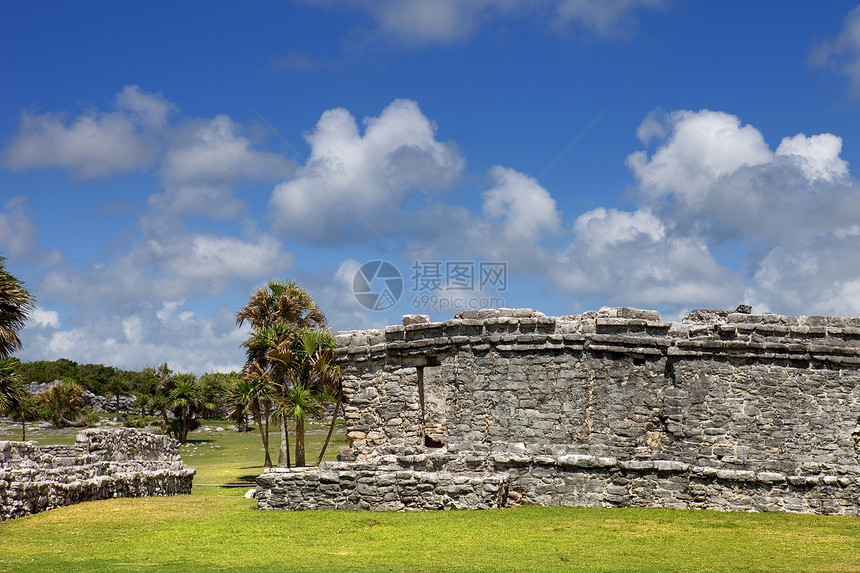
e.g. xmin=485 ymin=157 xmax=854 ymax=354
xmin=1 ymin=420 xmax=859 ymax=572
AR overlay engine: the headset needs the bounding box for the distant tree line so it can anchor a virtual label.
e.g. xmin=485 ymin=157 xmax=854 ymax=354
xmin=3 ymin=357 xmax=242 ymax=444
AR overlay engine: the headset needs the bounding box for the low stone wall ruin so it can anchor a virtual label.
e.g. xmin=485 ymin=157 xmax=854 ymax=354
xmin=257 ymin=461 xmax=506 ymax=511
xmin=0 ymin=428 xmax=195 ymax=521
xmin=256 ymin=307 xmax=860 ymax=515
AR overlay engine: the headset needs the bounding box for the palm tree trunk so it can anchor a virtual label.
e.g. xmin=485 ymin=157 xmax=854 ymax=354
xmin=178 ymin=407 xmax=190 ymax=443
xmin=277 ymin=414 xmax=290 ymax=467
xmin=316 ymin=387 xmax=342 ymax=466
xmin=59 ymin=415 xmax=88 ymax=428
xmin=252 ymin=404 xmax=271 ymax=468
xmin=259 ymin=402 xmax=272 ymax=468
xmin=295 ymin=416 xmax=306 ymax=467
xmin=21 ymin=419 xmax=26 ymax=441
xmin=276 ymin=414 xmax=292 ymax=468
xmin=160 ymin=408 xmax=171 ymax=438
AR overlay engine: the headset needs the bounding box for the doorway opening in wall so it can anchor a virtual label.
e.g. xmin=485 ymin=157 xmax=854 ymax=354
xmin=417 ymin=359 xmax=447 ymax=448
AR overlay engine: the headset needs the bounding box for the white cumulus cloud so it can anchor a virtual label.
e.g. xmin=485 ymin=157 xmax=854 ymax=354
xmin=553 ymin=207 xmax=738 ymax=310
xmin=626 ymin=109 xmax=774 ymax=207
xmin=481 ymin=166 xmax=562 ymax=242
xmin=162 ymin=115 xmax=294 ymax=185
xmin=626 ymin=109 xmax=860 ymax=241
xmin=775 ymin=133 xmax=849 ymax=182
xmin=30 ymin=306 xmax=60 ymax=329
xmin=270 ymin=99 xmax=464 ymax=242
xmin=2 ymin=85 xmax=172 ymax=179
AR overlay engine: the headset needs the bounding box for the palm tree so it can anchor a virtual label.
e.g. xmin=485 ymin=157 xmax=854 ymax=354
xmin=0 ymin=256 xmax=34 ymax=360
xmin=243 ymin=322 xmax=296 ymax=466
xmin=315 ymin=359 xmax=343 ymax=466
xmin=0 ymin=358 xmax=24 ymax=413
xmin=280 ymin=386 xmax=323 ymax=468
xmin=237 ymin=280 xmax=327 ymax=468
xmin=104 ymin=375 xmax=130 ymax=417
xmin=169 ymin=374 xmax=207 ymax=444
xmin=36 ymin=380 xmax=88 ymax=428
xmin=9 ymin=393 xmax=41 ymax=441
xmin=233 ymin=363 xmax=275 ymax=467
xmin=236 ymin=280 xmax=325 ymax=333
xmin=134 ymin=392 xmax=152 ymax=417
xmin=225 ymin=380 xmax=249 ymax=433
xmin=268 ymin=329 xmax=340 ymax=467
xmin=150 ymin=392 xmax=173 ymax=437
xmin=0 ymin=358 xmax=40 ymax=440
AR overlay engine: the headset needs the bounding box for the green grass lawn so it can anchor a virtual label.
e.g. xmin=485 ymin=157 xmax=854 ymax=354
xmin=1 ymin=420 xmax=859 ymax=572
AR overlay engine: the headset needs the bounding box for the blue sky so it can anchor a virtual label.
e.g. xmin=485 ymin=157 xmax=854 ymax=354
xmin=4 ymin=1 xmax=860 ymax=374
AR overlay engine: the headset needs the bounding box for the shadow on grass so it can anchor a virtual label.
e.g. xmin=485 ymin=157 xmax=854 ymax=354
xmin=185 ymin=438 xmax=214 ymax=444
xmin=219 ymin=474 xmax=259 ymax=488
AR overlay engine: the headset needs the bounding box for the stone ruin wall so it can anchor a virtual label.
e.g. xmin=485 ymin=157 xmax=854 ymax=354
xmin=255 ymin=307 xmax=860 ymax=515
xmin=0 ymin=428 xmax=195 ymax=521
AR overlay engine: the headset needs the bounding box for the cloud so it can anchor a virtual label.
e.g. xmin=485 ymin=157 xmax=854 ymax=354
xmin=2 ymin=85 xmax=311 ymax=373
xmin=269 ymin=99 xmax=464 ymax=242
xmin=115 ymin=85 xmax=174 ymax=129
xmin=626 ymin=109 xmax=774 ymax=208
xmin=809 ymin=5 xmax=860 ymax=95
xmin=302 ymin=0 xmax=666 ymax=47
xmin=156 ymin=300 xmax=185 ymax=323
xmin=615 ymin=107 xmax=860 ymax=317
xmin=572 ymin=207 xmax=664 ymax=249
xmin=30 ymin=306 xmax=60 ymax=329
xmin=453 ymin=166 xmax=563 ymax=273
xmin=0 ymin=196 xmax=37 ymax=258
xmin=164 ymin=234 xmax=295 ymax=280
xmin=22 ymin=304 xmax=248 ymax=374
xmin=146 ymin=185 xmax=247 ymax=221
xmin=2 ymin=85 xmax=172 ymax=179
xmin=150 ymin=113 xmax=297 ymax=222
xmin=751 ymin=228 xmax=860 ymax=317
xmin=626 ymin=109 xmax=860 ymax=241
xmin=161 ymin=115 xmax=294 ymax=185
xmin=122 ymin=316 xmax=144 ymax=344
xmin=551 ymin=207 xmax=740 ymax=311
xmin=41 ymin=232 xmax=295 ymax=306
xmin=268 ymin=101 xmax=860 ymax=320
xmin=354 ymin=0 xmax=485 ymax=46
xmin=481 ymin=166 xmax=562 ymax=242
xmin=300 ymin=259 xmax=398 ymax=332
xmin=3 ymin=85 xmax=289 ymax=205
xmin=554 ymin=0 xmax=666 ymax=36
xmin=775 ymin=133 xmax=849 ymax=182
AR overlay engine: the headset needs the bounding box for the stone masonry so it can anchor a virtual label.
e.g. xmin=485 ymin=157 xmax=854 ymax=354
xmin=0 ymin=428 xmax=195 ymax=520
xmin=255 ymin=307 xmax=860 ymax=515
